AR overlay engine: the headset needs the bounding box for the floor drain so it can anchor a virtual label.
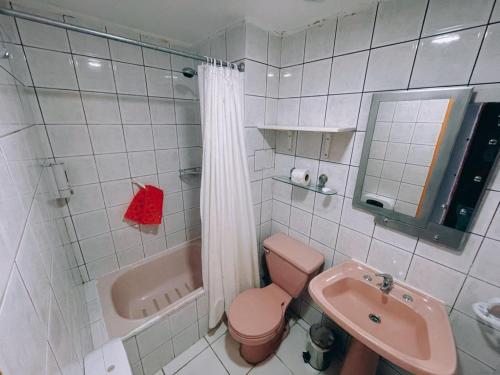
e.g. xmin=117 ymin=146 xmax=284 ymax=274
xmin=369 ymin=313 xmax=381 ymax=324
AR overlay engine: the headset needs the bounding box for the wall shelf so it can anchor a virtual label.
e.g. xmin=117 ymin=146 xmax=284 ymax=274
xmin=272 ymin=176 xmax=337 ymax=196
xmin=257 ymin=125 xmax=356 ymax=133
xmin=258 ymin=125 xmax=354 ymax=157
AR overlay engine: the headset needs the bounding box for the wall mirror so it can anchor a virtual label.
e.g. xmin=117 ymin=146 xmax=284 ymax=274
xmin=354 ymin=87 xmax=500 ymax=249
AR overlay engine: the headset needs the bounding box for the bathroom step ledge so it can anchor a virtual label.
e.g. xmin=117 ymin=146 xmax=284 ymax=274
xmin=84 ymin=339 xmax=132 ymax=375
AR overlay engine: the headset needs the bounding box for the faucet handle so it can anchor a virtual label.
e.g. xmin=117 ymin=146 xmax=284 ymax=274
xmin=375 ymin=273 xmax=393 ymax=280
xmin=375 ymin=273 xmax=393 ymax=293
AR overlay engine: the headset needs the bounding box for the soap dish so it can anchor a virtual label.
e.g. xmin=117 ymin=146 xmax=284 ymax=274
xmin=472 ymin=298 xmax=500 ymax=330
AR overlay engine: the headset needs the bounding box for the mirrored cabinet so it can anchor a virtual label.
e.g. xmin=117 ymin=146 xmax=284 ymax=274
xmin=354 ymin=87 xmax=500 ymax=249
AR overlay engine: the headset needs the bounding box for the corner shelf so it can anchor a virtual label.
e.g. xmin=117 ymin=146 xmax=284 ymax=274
xmin=179 ymin=167 xmax=201 ymax=176
xmin=257 ymin=125 xmax=355 ymax=133
xmin=272 ymin=176 xmax=337 ymax=196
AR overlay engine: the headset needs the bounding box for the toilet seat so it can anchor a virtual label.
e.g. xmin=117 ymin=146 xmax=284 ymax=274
xmin=228 ymin=285 xmax=288 ymax=341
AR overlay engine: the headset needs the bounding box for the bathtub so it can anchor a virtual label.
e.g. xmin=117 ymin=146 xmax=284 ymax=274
xmin=97 ymin=239 xmax=205 ymax=339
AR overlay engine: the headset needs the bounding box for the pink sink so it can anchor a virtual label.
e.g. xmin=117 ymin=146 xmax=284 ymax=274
xmin=308 ymin=260 xmax=456 ymax=375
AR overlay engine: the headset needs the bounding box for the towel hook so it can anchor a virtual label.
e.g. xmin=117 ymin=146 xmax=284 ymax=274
xmin=132 ymin=179 xmax=146 ymax=189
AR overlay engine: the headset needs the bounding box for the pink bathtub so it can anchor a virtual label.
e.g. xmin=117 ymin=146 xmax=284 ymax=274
xmin=97 ymin=239 xmax=203 ymax=338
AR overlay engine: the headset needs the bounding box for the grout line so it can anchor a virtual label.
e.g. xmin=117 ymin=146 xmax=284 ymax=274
xmin=78 ymin=30 xmax=117 ymax=276
xmin=0 ymin=122 xmax=38 ymax=139
xmin=488 ymin=0 xmax=498 ymax=24
xmin=13 ymin=81 xmax=500 ymax=100
xmin=17 ymin=42 xmax=200 ymax=73
xmin=255 ymin=29 xmax=272 ymax=231
xmin=407 ymin=0 xmax=430 ymax=89
xmin=467 ymin=25 xmax=489 ymax=86
xmin=12 ymin=13 xmax=94 ymax=287
xmin=0 ymin=153 xmax=44 ymax=304
xmin=137 ymin=41 xmax=158 ymax=257
xmin=171 ymin=345 xmax=213 ymax=375
xmin=0 ymin=58 xmax=29 ymax=86
xmin=456 ymin=348 xmax=497 ymax=372
xmin=67 ymin=54 xmax=106 ymax=217
xmin=207 ymin=340 xmax=233 ymax=375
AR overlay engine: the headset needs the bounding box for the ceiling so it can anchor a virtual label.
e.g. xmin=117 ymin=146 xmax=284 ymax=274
xmin=21 ymin=0 xmax=378 ymax=45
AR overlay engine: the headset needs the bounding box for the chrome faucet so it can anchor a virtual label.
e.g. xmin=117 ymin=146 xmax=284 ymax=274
xmin=375 ymin=273 xmax=393 ymax=293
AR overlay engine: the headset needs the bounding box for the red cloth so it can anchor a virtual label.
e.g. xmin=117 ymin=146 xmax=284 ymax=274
xmin=124 ymin=185 xmax=164 ymax=224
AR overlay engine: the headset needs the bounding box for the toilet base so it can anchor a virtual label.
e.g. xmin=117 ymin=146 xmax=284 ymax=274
xmin=239 ymin=324 xmax=288 ymax=364
xmin=340 ymin=338 xmax=379 ymax=375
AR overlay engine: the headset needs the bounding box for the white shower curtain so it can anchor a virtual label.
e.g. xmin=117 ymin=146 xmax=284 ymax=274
xmin=198 ymin=62 xmax=260 ymax=329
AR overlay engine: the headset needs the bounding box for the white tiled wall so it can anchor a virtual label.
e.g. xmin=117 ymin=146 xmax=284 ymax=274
xmin=0 ymin=3 xmax=91 ymax=374
xmin=4 ymin=4 xmax=203 ymax=281
xmin=261 ymin=0 xmax=500 ymax=374
xmin=3 ymin=0 xmax=500 ymax=374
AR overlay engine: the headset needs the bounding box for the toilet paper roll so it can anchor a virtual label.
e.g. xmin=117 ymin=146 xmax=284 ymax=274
xmin=50 ymin=163 xmax=73 ymax=198
xmin=290 ymin=168 xmax=310 ymax=187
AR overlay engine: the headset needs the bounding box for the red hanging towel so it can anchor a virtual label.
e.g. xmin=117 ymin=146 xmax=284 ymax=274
xmin=124 ymin=185 xmax=164 ymax=224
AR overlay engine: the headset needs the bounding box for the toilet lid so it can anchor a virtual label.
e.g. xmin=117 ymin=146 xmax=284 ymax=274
xmin=228 ymin=288 xmax=283 ymax=338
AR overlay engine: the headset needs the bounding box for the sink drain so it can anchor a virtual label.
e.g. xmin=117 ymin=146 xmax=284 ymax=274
xmin=369 ymin=313 xmax=381 ymax=324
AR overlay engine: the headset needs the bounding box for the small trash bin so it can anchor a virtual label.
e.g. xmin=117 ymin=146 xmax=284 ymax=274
xmin=302 ymin=323 xmax=335 ymax=371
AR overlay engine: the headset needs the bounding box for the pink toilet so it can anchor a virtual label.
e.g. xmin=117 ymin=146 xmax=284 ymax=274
xmin=228 ymin=233 xmax=324 ymax=364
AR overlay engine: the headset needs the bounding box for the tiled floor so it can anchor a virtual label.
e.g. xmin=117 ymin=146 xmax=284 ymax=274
xmin=157 ymin=319 xmax=343 ymax=375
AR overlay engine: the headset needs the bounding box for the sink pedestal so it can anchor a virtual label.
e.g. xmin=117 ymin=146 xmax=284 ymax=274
xmin=340 ymin=338 xmax=379 ymax=375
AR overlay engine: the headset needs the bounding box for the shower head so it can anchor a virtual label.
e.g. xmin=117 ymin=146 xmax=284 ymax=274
xmin=182 ymin=67 xmax=197 ymax=78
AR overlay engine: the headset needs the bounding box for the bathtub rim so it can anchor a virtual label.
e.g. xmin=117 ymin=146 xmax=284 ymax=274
xmin=97 ymin=238 xmax=204 ymax=340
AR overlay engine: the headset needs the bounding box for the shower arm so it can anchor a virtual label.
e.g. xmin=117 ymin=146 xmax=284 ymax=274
xmin=0 ymin=7 xmax=245 ymax=72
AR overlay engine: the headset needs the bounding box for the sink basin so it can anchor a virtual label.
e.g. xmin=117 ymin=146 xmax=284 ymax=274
xmin=308 ymin=260 xmax=456 ymax=375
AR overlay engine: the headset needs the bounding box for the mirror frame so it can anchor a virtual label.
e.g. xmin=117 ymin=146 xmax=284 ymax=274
xmin=353 ymin=87 xmax=473 ymax=247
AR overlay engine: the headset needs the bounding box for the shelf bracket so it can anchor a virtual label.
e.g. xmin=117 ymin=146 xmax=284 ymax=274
xmin=322 ymin=134 xmax=332 ymax=158
xmin=287 ymin=131 xmax=294 ymax=152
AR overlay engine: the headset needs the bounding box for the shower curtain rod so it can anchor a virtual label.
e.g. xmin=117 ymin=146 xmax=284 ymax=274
xmin=0 ymin=8 xmax=245 ymax=72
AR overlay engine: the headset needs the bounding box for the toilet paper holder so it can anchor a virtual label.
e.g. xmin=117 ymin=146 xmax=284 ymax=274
xmin=272 ymin=173 xmax=336 ymax=196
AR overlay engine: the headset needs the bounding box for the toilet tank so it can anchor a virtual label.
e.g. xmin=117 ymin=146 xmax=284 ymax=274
xmin=263 ymin=233 xmax=324 ymax=298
